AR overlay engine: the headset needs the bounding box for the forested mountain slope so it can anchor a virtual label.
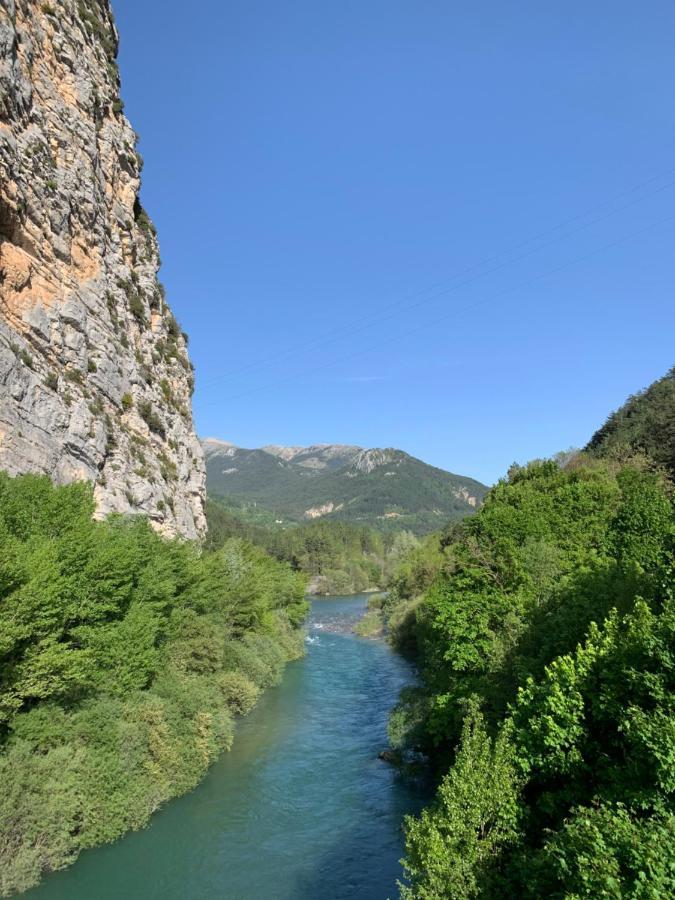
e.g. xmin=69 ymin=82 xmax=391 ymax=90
xmin=382 ymin=369 xmax=675 ymax=899
xmin=202 ymin=439 xmax=487 ymax=534
xmin=206 ymin=498 xmax=422 ymax=595
xmin=586 ymin=365 xmax=675 ymax=476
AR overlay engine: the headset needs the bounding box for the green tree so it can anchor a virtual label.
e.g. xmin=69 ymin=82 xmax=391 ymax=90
xmin=0 ymin=473 xmax=308 ymax=895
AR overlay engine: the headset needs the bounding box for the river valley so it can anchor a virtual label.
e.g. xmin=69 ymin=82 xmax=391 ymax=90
xmin=28 ymin=595 xmax=426 ymax=900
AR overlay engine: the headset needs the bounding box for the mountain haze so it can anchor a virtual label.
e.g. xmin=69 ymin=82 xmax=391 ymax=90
xmin=202 ymin=439 xmax=488 ymax=532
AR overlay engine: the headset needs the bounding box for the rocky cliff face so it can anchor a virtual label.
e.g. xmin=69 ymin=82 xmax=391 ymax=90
xmin=0 ymin=0 xmax=205 ymax=538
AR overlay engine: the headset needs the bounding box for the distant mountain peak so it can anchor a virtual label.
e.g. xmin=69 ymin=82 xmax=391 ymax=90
xmin=202 ymin=437 xmax=236 ymax=448
xmin=204 ymin=442 xmax=365 ymax=472
xmin=201 ymin=438 xmax=239 ymax=460
xmin=263 ymin=443 xmax=363 ymax=464
xmin=261 ymin=444 xmax=307 ymax=461
xmin=201 ymin=437 xmax=488 ymax=534
xmin=350 ymin=448 xmax=401 ymax=474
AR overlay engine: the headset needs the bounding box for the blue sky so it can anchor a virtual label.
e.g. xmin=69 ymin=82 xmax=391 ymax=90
xmin=113 ymin=0 xmax=675 ymax=485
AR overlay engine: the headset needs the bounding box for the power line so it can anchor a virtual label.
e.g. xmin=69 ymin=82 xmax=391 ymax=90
xmin=212 ymin=211 xmax=675 ymax=404
xmin=198 ymin=163 xmax=675 ymax=390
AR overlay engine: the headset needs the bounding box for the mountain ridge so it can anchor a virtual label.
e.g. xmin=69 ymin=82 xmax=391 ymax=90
xmin=202 ymin=438 xmax=488 ymax=532
xmin=586 ymin=365 xmax=675 ymax=476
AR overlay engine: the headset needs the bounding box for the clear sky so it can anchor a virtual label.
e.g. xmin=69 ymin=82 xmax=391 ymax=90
xmin=112 ymin=0 xmax=675 ymax=485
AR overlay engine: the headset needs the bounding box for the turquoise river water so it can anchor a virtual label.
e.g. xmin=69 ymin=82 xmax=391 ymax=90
xmin=28 ymin=594 xmax=427 ymax=900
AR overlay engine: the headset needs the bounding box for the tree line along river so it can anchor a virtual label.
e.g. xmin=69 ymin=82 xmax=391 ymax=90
xmin=27 ymin=594 xmax=427 ymax=900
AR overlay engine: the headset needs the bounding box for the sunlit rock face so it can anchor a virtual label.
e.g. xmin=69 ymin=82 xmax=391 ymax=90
xmin=0 ymin=0 xmax=206 ymax=538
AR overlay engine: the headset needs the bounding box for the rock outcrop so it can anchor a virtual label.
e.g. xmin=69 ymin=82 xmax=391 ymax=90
xmin=0 ymin=0 xmax=205 ymax=538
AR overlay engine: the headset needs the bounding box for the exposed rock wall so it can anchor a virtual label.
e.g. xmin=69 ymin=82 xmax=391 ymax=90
xmin=0 ymin=0 xmax=206 ymax=538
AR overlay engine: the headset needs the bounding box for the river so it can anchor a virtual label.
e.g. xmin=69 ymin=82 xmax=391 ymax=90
xmin=28 ymin=594 xmax=427 ymax=900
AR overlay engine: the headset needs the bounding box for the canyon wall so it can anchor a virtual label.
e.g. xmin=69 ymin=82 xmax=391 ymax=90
xmin=0 ymin=0 xmax=205 ymax=538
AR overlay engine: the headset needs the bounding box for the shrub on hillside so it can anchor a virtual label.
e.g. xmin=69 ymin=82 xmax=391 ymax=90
xmin=393 ymin=457 xmax=675 ymax=898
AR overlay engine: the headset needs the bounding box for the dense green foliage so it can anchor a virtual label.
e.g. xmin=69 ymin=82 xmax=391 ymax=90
xmin=203 ymin=442 xmax=487 ymax=534
xmin=204 ymin=499 xmax=277 ymax=550
xmin=587 ymin=366 xmax=675 ymax=476
xmin=390 ymin=455 xmax=674 ymax=898
xmin=0 ymin=474 xmax=307 ymax=896
xmin=382 ymin=531 xmax=449 ymax=655
xmin=206 ymin=498 xmax=420 ymax=594
xmin=353 ymin=593 xmax=388 ymax=637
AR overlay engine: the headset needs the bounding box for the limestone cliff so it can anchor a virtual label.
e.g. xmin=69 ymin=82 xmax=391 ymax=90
xmin=0 ymin=0 xmax=206 ymax=538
